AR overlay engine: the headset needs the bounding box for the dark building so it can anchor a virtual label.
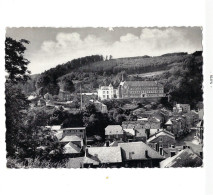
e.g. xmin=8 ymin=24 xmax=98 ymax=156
xmin=118 ymin=142 xmax=165 ymax=168
xmin=117 ymin=81 xmax=165 ymax=99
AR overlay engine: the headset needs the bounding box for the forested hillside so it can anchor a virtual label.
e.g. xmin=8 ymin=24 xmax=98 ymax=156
xmin=19 ymin=51 xmax=203 ymax=108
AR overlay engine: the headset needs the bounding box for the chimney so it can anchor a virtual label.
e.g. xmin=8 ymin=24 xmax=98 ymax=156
xmin=129 ymin=152 xmax=132 ymax=160
xmin=155 ymin=143 xmax=159 ymax=152
xmin=170 ymin=151 xmax=176 ymax=157
xmin=85 ymin=148 xmax=89 ymax=157
xmin=106 ymin=141 xmax=110 ymax=147
xmin=145 ymin=150 xmax=149 ymax=158
xmin=145 ymin=129 xmax=150 ymax=139
xmin=159 ymin=147 xmax=164 ymax=156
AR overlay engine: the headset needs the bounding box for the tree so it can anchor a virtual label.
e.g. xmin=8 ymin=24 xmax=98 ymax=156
xmin=58 ymin=76 xmax=75 ymax=93
xmin=5 ymin=37 xmax=32 ymax=157
xmin=5 ymin=83 xmax=30 ymax=157
xmin=5 ymin=37 xmax=31 ymax=83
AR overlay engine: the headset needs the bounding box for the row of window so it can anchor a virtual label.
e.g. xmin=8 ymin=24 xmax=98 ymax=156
xmin=65 ymin=130 xmax=84 ymax=133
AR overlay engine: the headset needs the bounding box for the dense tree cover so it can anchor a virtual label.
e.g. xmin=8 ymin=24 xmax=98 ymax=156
xmin=36 ymin=55 xmax=104 ymax=95
xmin=5 ymin=37 xmax=31 ymax=83
xmin=5 ymin=37 xmax=66 ymax=166
xmin=58 ymin=76 xmax=75 ymax=93
xmin=168 ymin=53 xmax=203 ymax=108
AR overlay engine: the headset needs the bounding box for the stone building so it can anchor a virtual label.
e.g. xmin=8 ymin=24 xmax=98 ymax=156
xmin=117 ymin=81 xmax=165 ymax=99
xmin=97 ymin=84 xmax=116 ymax=100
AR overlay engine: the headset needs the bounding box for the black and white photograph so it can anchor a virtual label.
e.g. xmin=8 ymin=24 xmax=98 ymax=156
xmin=5 ymin=27 xmax=204 ymax=168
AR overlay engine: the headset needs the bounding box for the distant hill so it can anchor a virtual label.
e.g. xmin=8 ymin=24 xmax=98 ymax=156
xmin=18 ymin=51 xmax=203 ymax=108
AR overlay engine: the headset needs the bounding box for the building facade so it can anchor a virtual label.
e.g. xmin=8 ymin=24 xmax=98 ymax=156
xmin=117 ymin=81 xmax=165 ymax=99
xmin=61 ymin=127 xmax=86 ymax=140
xmin=97 ymin=84 xmax=116 ymax=100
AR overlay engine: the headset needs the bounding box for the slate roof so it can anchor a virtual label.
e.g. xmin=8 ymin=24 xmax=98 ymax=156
xmin=150 ymin=129 xmax=163 ymax=136
xmin=135 ymin=129 xmax=147 ymax=137
xmin=61 ymin=127 xmax=86 ymax=131
xmin=66 ymin=157 xmax=84 ymax=168
xmin=160 ymin=148 xmax=203 ymax=168
xmin=124 ymin=81 xmax=162 ymax=87
xmin=105 ymin=125 xmax=123 ymax=135
xmin=165 ymin=119 xmax=173 ymax=125
xmin=123 ymin=128 xmax=135 ymax=136
xmin=84 ymin=146 xmax=122 ymax=164
xmin=54 ymin=132 xmax=63 ymax=140
xmin=60 ymin=135 xmax=83 ymax=143
xmin=64 ymin=142 xmax=81 ymax=154
xmin=147 ymin=130 xmax=175 ymax=143
xmin=118 ymin=142 xmax=165 ymax=160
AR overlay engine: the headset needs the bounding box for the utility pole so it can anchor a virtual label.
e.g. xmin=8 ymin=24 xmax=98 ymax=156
xmin=80 ymin=84 xmax=82 ymax=111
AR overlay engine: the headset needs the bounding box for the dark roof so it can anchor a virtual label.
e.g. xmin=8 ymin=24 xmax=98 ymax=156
xmin=160 ymin=148 xmax=203 ymax=168
xmin=118 ymin=142 xmax=165 ymax=160
xmin=105 ymin=125 xmax=123 ymax=135
xmin=124 ymin=81 xmax=162 ymax=87
xmin=66 ymin=157 xmax=84 ymax=168
xmin=135 ymin=129 xmax=147 ymax=137
xmin=147 ymin=130 xmax=175 ymax=143
xmin=60 ymin=135 xmax=83 ymax=143
xmin=63 ymin=142 xmax=81 ymax=154
xmin=84 ymin=146 xmax=122 ymax=164
xmin=61 ymin=127 xmax=86 ymax=131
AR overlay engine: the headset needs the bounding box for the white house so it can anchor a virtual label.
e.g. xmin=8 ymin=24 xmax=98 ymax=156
xmin=97 ymin=84 xmax=115 ymax=100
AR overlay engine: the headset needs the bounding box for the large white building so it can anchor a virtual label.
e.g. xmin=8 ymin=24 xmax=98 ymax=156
xmin=97 ymin=84 xmax=116 ymax=100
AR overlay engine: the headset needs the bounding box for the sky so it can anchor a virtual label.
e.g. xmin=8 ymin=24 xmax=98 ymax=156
xmin=6 ymin=27 xmax=203 ymax=74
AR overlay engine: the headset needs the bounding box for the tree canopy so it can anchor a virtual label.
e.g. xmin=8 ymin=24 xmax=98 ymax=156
xmin=5 ymin=37 xmax=31 ymax=83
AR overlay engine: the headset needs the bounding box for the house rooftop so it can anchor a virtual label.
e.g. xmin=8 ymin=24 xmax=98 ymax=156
xmin=105 ymin=125 xmax=123 ymax=135
xmin=118 ymin=142 xmax=165 ymax=160
xmin=60 ymin=135 xmax=83 ymax=143
xmin=147 ymin=130 xmax=175 ymax=143
xmin=66 ymin=157 xmax=84 ymax=168
xmin=84 ymin=146 xmax=122 ymax=164
xmin=61 ymin=127 xmax=86 ymax=131
xmin=160 ymin=148 xmax=202 ymax=168
xmin=124 ymin=81 xmax=162 ymax=87
xmin=135 ymin=129 xmax=147 ymax=137
xmin=63 ymin=142 xmax=81 ymax=154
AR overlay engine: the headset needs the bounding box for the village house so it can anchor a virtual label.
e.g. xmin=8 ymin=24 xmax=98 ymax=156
xmin=160 ymin=148 xmax=203 ymax=168
xmin=63 ymin=142 xmax=82 ymax=157
xmin=121 ymin=123 xmax=147 ymax=142
xmin=44 ymin=92 xmax=53 ymax=100
xmin=60 ymin=135 xmax=84 ymax=148
xmin=82 ymin=146 xmax=122 ymax=168
xmin=147 ymin=130 xmax=176 ymax=154
xmin=97 ymin=84 xmax=117 ymax=100
xmin=61 ymin=127 xmax=86 ymax=140
xmin=122 ymin=120 xmax=161 ymax=140
xmin=173 ymin=103 xmax=190 ymax=113
xmin=162 ymin=145 xmax=184 ymax=158
xmin=134 ymin=128 xmax=147 ymax=142
xmin=165 ymin=116 xmax=187 ymax=137
xmin=105 ymin=125 xmax=124 ymax=142
xmin=58 ymin=89 xmax=72 ymax=101
xmin=148 ymin=116 xmax=162 ymax=129
xmin=89 ymin=99 xmax=108 ymax=113
xmin=59 ymin=127 xmax=86 ymax=148
xmin=117 ymin=81 xmax=165 ymax=99
xmin=37 ymin=99 xmax=46 ymax=107
xmin=195 ymin=120 xmax=204 ymax=144
xmin=118 ymin=142 xmax=165 ymax=168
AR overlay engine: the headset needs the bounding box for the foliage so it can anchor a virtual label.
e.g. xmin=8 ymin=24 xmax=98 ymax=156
xmin=5 ymin=83 xmax=30 ymax=157
xmin=36 ymin=55 xmax=104 ymax=95
xmin=5 ymin=37 xmax=31 ymax=83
